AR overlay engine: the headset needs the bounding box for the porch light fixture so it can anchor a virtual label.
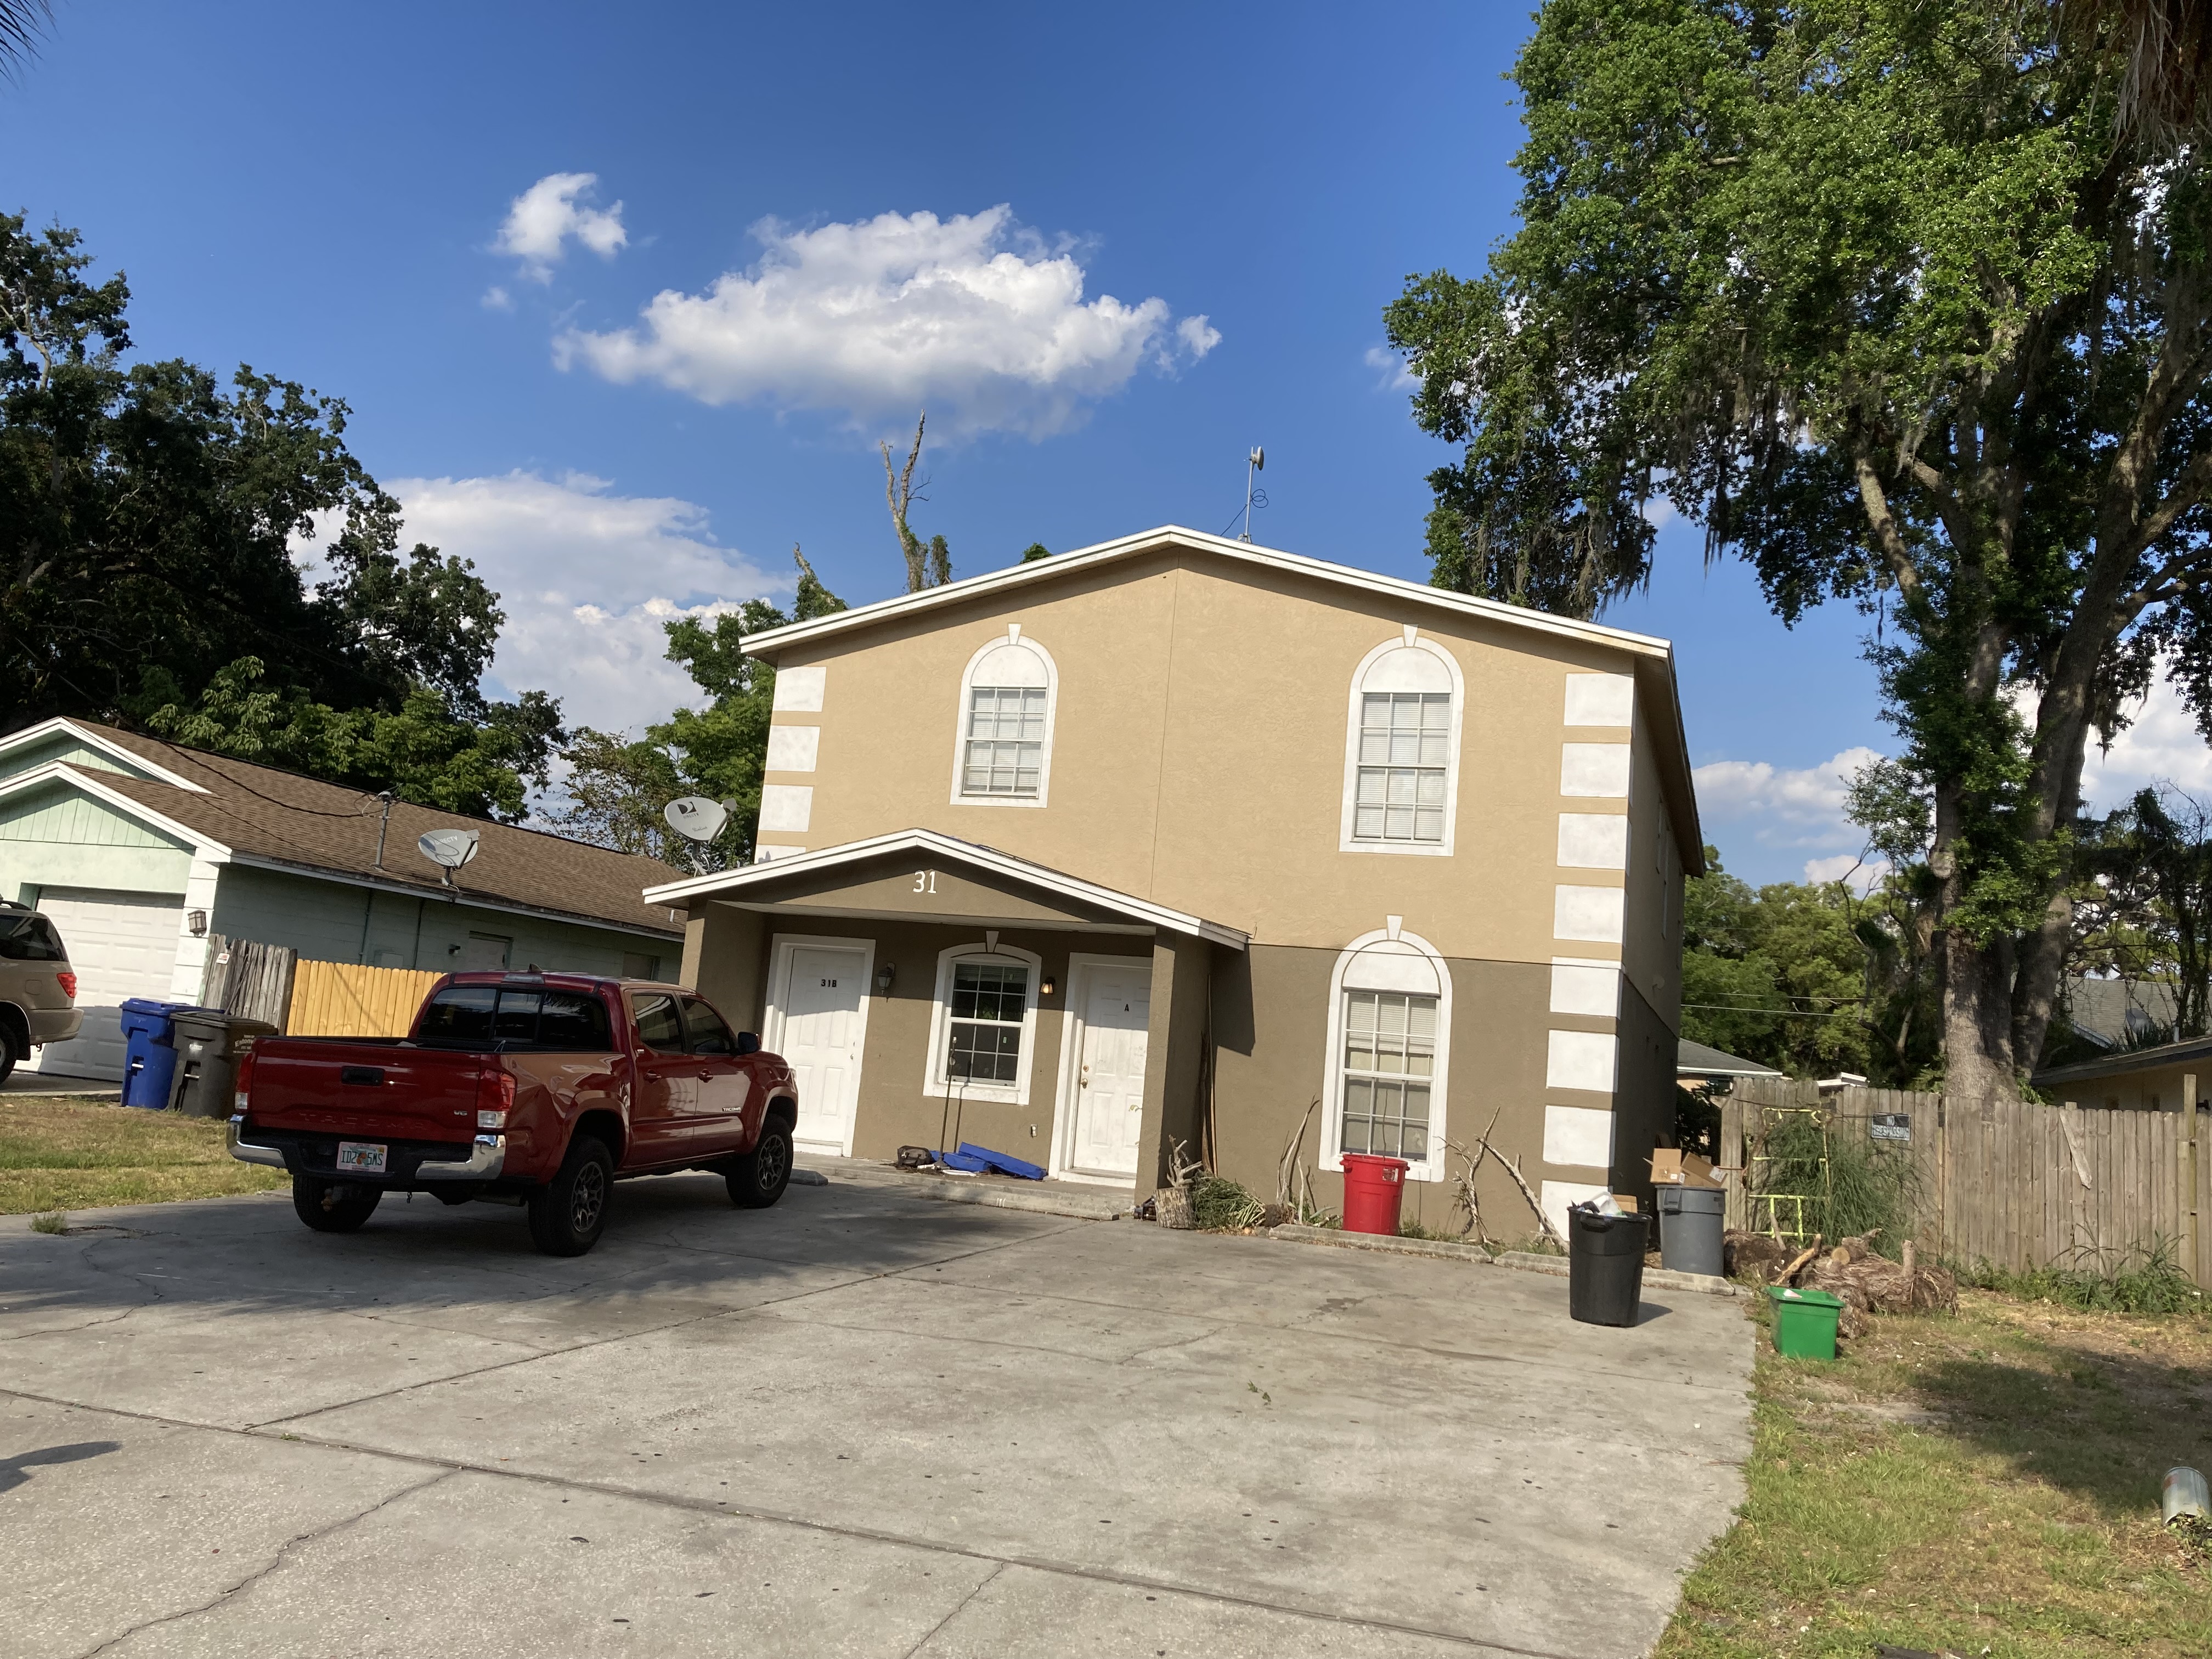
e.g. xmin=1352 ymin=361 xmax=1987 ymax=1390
xmin=1039 ymin=974 xmax=1056 ymax=997
xmin=187 ymin=910 xmax=208 ymax=937
xmin=875 ymin=961 xmax=896 ymax=995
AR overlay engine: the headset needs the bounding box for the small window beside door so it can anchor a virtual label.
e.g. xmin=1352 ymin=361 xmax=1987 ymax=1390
xmin=922 ymin=944 xmax=1041 ymax=1103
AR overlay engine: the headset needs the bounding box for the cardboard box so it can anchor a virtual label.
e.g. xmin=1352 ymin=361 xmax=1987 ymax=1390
xmin=1650 ymin=1148 xmax=1724 ymax=1189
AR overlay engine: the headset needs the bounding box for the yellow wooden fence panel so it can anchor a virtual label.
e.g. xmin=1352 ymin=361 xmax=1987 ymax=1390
xmin=286 ymin=960 xmax=443 ymax=1039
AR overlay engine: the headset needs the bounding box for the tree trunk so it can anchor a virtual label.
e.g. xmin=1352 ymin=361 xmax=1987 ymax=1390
xmin=1943 ymin=929 xmax=2016 ymax=1109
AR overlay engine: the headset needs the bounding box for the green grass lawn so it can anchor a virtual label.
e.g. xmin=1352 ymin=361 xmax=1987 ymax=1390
xmin=1658 ymin=1288 xmax=2212 ymax=1658
xmin=1 ymin=1096 xmax=287 ymax=1214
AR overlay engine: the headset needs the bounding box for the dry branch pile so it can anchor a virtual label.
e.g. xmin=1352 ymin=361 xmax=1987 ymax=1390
xmin=1725 ymin=1229 xmax=1959 ymax=1342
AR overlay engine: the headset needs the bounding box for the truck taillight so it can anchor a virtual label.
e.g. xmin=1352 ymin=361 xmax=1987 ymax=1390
xmin=56 ymin=971 xmax=77 ymax=1000
xmin=233 ymin=1048 xmax=257 ymax=1116
xmin=476 ymin=1068 xmax=515 ymax=1129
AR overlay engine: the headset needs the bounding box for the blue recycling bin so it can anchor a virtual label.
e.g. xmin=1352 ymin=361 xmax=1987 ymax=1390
xmin=120 ymin=998 xmax=191 ymax=1109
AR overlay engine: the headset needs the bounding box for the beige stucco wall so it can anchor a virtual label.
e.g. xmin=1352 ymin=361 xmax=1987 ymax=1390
xmin=757 ymin=550 xmax=1686 ymax=986
xmin=2049 ymin=1062 xmax=2207 ymax=1114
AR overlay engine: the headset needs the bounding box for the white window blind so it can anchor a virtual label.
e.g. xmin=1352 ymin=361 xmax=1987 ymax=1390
xmin=962 ymin=686 xmax=1046 ymax=797
xmin=1339 ymin=989 xmax=1437 ymax=1159
xmin=1352 ymin=692 xmax=1451 ymax=842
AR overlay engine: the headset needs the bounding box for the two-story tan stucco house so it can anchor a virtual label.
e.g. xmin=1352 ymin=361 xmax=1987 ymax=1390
xmin=646 ymin=526 xmax=1702 ymax=1233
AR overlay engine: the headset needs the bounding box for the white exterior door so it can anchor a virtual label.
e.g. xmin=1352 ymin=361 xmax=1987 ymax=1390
xmin=775 ymin=943 xmax=870 ymax=1155
xmin=1068 ymin=963 xmax=1150 ymax=1178
xmin=25 ymin=889 xmax=185 ymax=1081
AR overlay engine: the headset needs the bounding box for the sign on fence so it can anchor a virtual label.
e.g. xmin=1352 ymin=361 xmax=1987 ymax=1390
xmin=1870 ymin=1113 xmax=1911 ymax=1144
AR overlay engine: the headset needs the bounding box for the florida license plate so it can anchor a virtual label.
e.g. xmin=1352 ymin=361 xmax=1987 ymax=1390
xmin=335 ymin=1141 xmax=388 ymax=1175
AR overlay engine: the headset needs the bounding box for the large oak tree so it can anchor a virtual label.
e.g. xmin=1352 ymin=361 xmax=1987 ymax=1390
xmin=1386 ymin=1 xmax=2212 ymax=1102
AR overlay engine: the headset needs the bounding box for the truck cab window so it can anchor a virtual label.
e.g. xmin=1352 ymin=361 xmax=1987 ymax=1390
xmin=681 ymin=998 xmax=738 ymax=1057
xmin=631 ymin=992 xmax=685 ymax=1055
xmin=419 ymin=985 xmax=497 ymax=1041
xmin=538 ymin=991 xmax=612 ymax=1050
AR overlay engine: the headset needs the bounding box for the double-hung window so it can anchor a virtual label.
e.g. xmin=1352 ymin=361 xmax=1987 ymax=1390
xmin=1353 ymin=692 xmax=1451 ymax=843
xmin=1339 ymin=989 xmax=1437 ymax=1159
xmin=962 ymin=686 xmax=1047 ymax=797
xmin=946 ymin=961 xmax=1028 ymax=1082
xmin=1341 ymin=635 xmax=1462 ymax=855
xmin=951 ymin=630 xmax=1058 ymax=808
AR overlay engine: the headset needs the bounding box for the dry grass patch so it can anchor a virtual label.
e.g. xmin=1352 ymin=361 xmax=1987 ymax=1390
xmin=0 ymin=1097 xmax=286 ymax=1214
xmin=1658 ymin=1290 xmax=2212 ymax=1658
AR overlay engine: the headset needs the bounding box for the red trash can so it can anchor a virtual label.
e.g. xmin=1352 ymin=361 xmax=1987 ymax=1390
xmin=1341 ymin=1153 xmax=1409 ymax=1235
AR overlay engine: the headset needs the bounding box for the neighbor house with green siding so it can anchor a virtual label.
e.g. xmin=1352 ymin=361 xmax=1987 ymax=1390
xmin=0 ymin=719 xmax=686 ymax=1079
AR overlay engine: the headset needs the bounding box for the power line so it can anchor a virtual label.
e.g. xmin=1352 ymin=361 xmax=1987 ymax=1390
xmin=1683 ymin=1003 xmax=1867 ymax=1019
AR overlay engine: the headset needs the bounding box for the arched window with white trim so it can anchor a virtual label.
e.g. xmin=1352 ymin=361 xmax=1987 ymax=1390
xmin=950 ymin=627 xmax=1058 ymax=809
xmin=1339 ymin=631 xmax=1464 ymax=856
xmin=1319 ymin=924 xmax=1452 ymax=1182
xmin=921 ymin=939 xmax=1043 ymax=1105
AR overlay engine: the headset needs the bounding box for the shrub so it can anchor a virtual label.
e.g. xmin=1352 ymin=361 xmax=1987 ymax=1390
xmin=1752 ymin=1107 xmax=1918 ymax=1246
xmin=1189 ymin=1172 xmax=1265 ymax=1232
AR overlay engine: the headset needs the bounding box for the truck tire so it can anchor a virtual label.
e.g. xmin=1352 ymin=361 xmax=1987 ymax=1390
xmin=0 ymin=1025 xmax=16 ymax=1086
xmin=292 ymin=1177 xmax=381 ymax=1233
xmin=529 ymin=1135 xmax=613 ymax=1256
xmin=726 ymin=1120 xmax=793 ymax=1210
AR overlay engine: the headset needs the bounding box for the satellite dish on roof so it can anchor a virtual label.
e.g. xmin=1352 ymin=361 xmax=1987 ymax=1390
xmin=664 ymin=796 xmax=729 ymax=843
xmin=416 ymin=828 xmax=480 ymax=886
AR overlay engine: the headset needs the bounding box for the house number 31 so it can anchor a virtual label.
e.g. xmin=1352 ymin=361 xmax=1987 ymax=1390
xmin=912 ymin=870 xmax=939 ymax=894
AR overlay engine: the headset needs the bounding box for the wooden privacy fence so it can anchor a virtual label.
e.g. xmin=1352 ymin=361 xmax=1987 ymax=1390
xmin=287 ymin=960 xmax=442 ymax=1039
xmin=1718 ymin=1076 xmax=2212 ymax=1289
xmin=200 ymin=934 xmax=297 ymax=1030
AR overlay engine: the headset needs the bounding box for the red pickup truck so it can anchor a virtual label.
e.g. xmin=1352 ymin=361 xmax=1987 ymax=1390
xmin=229 ymin=973 xmax=799 ymax=1256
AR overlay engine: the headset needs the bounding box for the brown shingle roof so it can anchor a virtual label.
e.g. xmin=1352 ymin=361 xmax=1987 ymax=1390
xmin=60 ymin=721 xmax=685 ymax=939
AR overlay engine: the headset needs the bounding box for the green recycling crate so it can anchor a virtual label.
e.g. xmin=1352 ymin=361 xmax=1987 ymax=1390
xmin=1766 ymin=1286 xmax=1844 ymax=1359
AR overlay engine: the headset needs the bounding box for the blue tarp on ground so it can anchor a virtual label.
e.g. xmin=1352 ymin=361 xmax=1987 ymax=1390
xmin=930 ymin=1142 xmax=1047 ymax=1180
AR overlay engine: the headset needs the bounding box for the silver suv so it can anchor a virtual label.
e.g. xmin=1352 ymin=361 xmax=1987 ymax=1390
xmin=0 ymin=901 xmax=80 ymax=1083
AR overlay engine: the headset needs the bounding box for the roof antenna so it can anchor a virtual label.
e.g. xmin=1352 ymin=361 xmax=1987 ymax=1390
xmin=373 ymin=790 xmax=395 ymax=869
xmin=1241 ymin=446 xmax=1265 ymax=543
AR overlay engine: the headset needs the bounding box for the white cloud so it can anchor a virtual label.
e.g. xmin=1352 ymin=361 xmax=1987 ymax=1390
xmin=495 ymin=172 xmax=628 ymax=282
xmin=2080 ymin=672 xmax=2212 ymax=808
xmin=481 ymin=285 xmax=514 ymax=312
xmin=380 ymin=472 xmax=776 ymax=735
xmin=1803 ymin=853 xmax=1889 ymax=895
xmin=556 ymin=205 xmax=1216 ymax=437
xmin=1694 ymin=744 xmax=1884 ymax=877
xmin=1363 ymin=345 xmax=1415 ymax=392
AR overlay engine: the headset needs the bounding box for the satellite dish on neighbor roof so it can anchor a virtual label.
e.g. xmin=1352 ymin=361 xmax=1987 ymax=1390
xmin=664 ymin=797 xmax=729 ymax=844
xmin=416 ymin=828 xmax=481 ymax=885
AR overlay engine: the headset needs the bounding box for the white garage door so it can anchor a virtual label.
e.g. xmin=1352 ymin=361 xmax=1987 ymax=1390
xmin=23 ymin=889 xmax=186 ymax=1082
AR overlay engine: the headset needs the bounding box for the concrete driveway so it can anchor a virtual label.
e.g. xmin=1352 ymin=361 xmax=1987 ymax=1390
xmin=1 ymin=1170 xmax=1751 ymax=1658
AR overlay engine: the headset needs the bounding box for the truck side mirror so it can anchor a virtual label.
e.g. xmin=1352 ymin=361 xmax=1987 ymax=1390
xmin=736 ymin=1030 xmax=760 ymax=1056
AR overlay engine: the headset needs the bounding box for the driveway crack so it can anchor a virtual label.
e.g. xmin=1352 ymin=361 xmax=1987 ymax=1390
xmin=72 ymin=1469 xmax=455 ymax=1658
xmin=899 ymin=1560 xmax=1005 ymax=1658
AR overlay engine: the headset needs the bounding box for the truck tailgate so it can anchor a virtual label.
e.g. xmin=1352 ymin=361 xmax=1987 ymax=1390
xmin=247 ymin=1040 xmax=490 ymax=1142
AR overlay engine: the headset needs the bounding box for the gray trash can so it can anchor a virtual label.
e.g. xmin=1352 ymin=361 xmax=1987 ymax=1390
xmin=165 ymin=1008 xmax=279 ymax=1119
xmin=1657 ymin=1184 xmax=1726 ymax=1277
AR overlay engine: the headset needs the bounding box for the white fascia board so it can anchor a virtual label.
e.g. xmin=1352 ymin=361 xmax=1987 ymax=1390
xmin=736 ymin=526 xmax=1677 ymax=664
xmin=641 ymin=828 xmax=1250 ymax=950
xmin=222 ymin=851 xmax=686 ymax=941
xmin=0 ymin=718 xmax=212 ymax=793
xmin=0 ymin=763 xmax=232 ymax=857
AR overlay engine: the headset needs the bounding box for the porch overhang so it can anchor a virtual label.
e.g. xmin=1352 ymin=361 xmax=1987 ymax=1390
xmin=643 ymin=830 xmax=1249 ymax=950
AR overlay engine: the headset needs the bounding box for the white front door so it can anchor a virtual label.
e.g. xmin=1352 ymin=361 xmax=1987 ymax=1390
xmin=1068 ymin=963 xmax=1151 ymax=1178
xmin=25 ymin=889 xmax=187 ymax=1081
xmin=775 ymin=943 xmax=870 ymax=1154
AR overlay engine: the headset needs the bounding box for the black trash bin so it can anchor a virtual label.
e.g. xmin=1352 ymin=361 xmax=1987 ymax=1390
xmin=1568 ymin=1205 xmax=1648 ymax=1326
xmin=1657 ymin=1184 xmax=1727 ymax=1277
xmin=165 ymin=1008 xmax=279 ymax=1119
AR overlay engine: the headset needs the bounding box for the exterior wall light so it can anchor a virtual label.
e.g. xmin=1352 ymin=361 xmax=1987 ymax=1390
xmin=187 ymin=910 xmax=208 ymax=937
xmin=875 ymin=962 xmax=896 ymax=995
xmin=1040 ymin=974 xmax=1056 ymax=997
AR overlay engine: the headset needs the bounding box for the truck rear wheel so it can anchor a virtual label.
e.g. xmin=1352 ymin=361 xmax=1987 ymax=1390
xmin=292 ymin=1177 xmax=381 ymax=1233
xmin=529 ymin=1135 xmax=613 ymax=1256
xmin=726 ymin=1120 xmax=793 ymax=1210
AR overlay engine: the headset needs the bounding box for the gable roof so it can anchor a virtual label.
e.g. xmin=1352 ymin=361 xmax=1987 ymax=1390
xmin=642 ymin=828 xmax=1250 ymax=949
xmin=0 ymin=719 xmax=686 ymax=940
xmin=736 ymin=524 xmax=1705 ymax=870
xmin=2033 ymin=1030 xmax=2212 ymax=1090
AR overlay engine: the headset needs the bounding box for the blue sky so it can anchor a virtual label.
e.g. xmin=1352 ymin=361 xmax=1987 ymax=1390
xmin=8 ymin=1 xmax=2199 ymax=882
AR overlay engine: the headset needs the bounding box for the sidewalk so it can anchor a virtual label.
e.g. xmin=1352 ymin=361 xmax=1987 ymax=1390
xmin=3 ymin=1069 xmax=121 ymax=1099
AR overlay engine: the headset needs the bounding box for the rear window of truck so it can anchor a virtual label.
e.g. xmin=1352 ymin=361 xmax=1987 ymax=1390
xmin=416 ymin=985 xmax=613 ymax=1051
xmin=0 ymin=913 xmax=66 ymax=962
